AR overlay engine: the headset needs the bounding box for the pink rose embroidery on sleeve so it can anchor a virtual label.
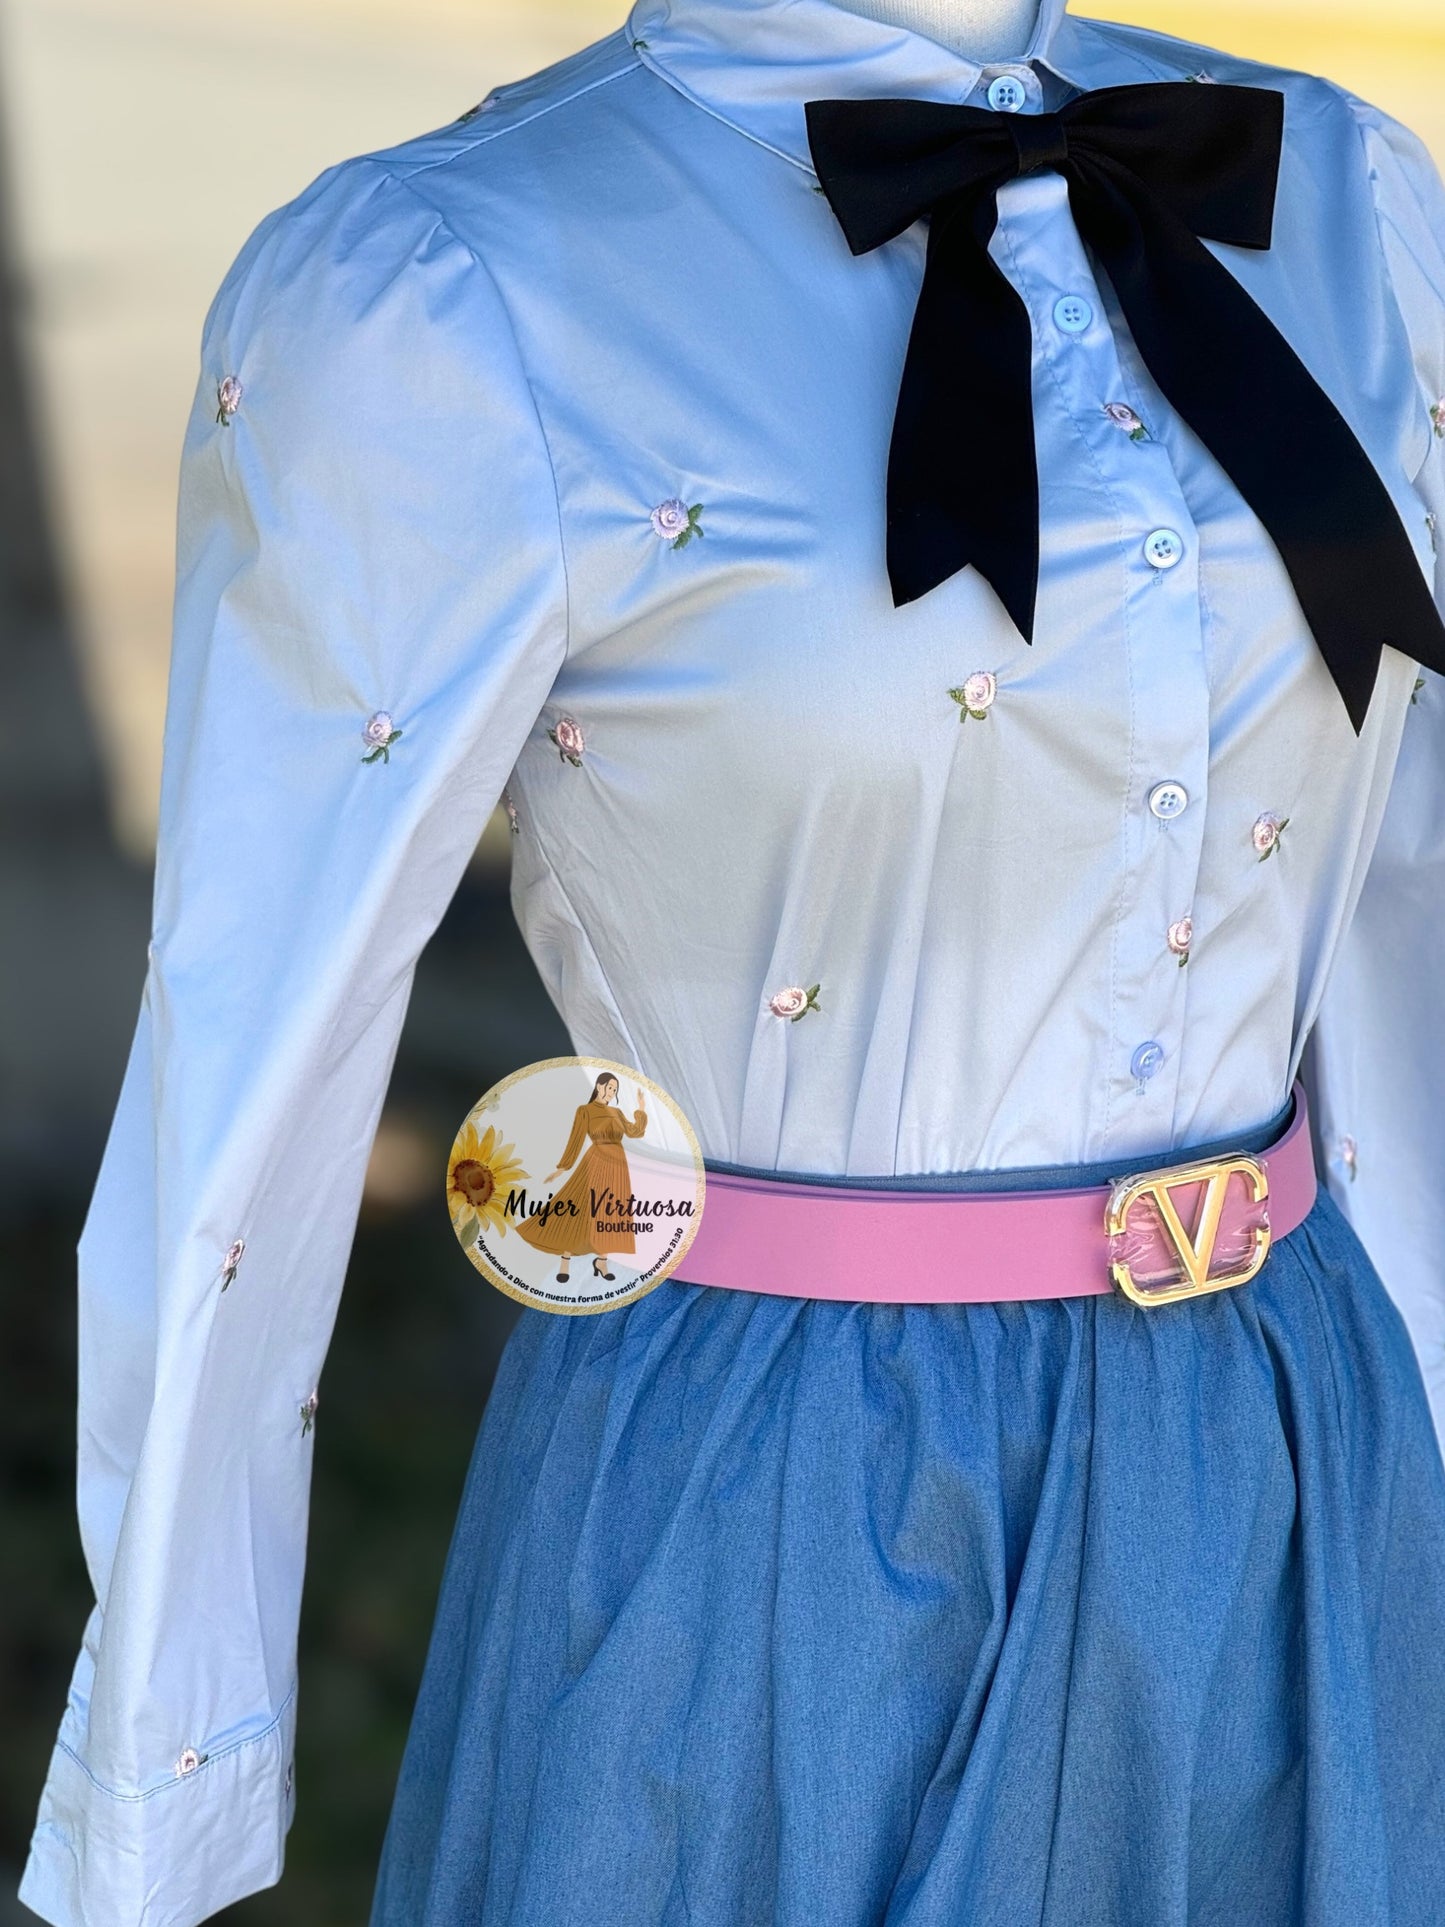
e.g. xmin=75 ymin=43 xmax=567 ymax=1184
xmin=768 ymin=984 xmax=821 ymax=1022
xmin=650 ymin=498 xmax=705 ymax=549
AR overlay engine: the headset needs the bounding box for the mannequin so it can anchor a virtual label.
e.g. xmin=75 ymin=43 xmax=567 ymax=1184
xmin=828 ymin=0 xmax=1043 ymax=62
xmin=23 ymin=0 xmax=1445 ymax=1924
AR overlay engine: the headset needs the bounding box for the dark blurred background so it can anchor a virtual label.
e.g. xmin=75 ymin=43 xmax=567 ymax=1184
xmin=6 ymin=1 xmax=1445 ymax=1922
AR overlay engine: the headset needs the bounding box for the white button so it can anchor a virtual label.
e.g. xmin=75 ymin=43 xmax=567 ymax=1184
xmin=986 ymin=74 xmax=1028 ymax=113
xmin=1131 ymin=1041 xmax=1166 ymax=1084
xmin=1144 ymin=528 xmax=1184 ymax=569
xmin=1053 ymin=294 xmax=1094 ymax=335
xmin=1148 ymin=780 xmax=1189 ymax=820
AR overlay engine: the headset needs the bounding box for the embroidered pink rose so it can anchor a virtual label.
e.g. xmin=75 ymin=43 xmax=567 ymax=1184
xmin=768 ymin=983 xmax=821 ymax=1022
xmin=1166 ymin=916 xmax=1193 ymax=965
xmin=650 ymin=497 xmax=705 ymax=548
xmin=300 ymin=1391 xmax=319 ymax=1436
xmin=1432 ymin=398 xmax=1445 ymax=438
xmin=215 ymin=376 xmax=242 ymax=425
xmin=1103 ymin=401 xmax=1149 ymax=442
xmin=1335 ymin=1134 xmax=1358 ymax=1182
xmin=1252 ymin=811 xmax=1289 ymax=860
xmin=548 ymin=716 xmax=585 ymax=766
xmin=362 ymin=711 xmax=403 ymax=764
xmin=1413 ymin=674 xmax=1426 ymax=705
xmin=501 ymin=787 xmax=520 ymax=833
xmin=175 ymin=1748 xmax=206 ymax=1777
xmin=221 ymin=1238 xmax=246 ymax=1290
xmin=948 ymin=671 xmax=997 ymax=721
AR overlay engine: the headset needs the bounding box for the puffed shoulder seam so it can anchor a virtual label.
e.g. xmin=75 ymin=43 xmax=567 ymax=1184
xmin=1341 ymin=92 xmax=1445 ymax=479
xmin=352 ymin=157 xmax=574 ymax=662
xmin=1341 ymin=88 xmax=1443 ymax=254
xmin=1348 ymin=88 xmax=1445 ymax=289
xmin=397 ymin=40 xmax=643 ymax=178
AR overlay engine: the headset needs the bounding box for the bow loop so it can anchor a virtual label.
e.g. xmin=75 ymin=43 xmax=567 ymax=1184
xmin=1009 ymin=112 xmax=1069 ymax=178
xmin=1062 ymin=82 xmax=1283 ymax=248
xmin=805 ymin=98 xmax=1016 ymax=252
xmin=804 ymin=78 xmax=1445 ymax=732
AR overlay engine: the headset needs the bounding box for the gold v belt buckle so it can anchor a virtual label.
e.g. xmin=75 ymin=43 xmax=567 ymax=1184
xmin=1104 ymin=1154 xmax=1272 ymax=1308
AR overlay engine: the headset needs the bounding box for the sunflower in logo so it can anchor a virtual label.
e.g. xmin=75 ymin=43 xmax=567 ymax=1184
xmin=447 ymin=1118 xmax=528 ymax=1251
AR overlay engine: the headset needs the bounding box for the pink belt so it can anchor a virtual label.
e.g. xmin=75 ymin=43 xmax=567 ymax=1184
xmin=682 ymin=1085 xmax=1317 ymax=1309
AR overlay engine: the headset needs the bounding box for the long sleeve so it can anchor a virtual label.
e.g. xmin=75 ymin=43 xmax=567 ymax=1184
xmin=557 ymin=1105 xmax=591 ymax=1172
xmin=20 ymin=154 xmax=568 ymax=1927
xmin=1304 ymin=100 xmax=1445 ymax=1451
xmin=621 ymin=1103 xmax=649 ymax=1139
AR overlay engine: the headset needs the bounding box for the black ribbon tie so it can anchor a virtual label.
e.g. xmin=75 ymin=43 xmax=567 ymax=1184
xmin=805 ymin=81 xmax=1445 ymax=732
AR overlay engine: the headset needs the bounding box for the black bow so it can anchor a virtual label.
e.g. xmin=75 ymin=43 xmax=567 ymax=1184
xmin=805 ymin=82 xmax=1445 ymax=732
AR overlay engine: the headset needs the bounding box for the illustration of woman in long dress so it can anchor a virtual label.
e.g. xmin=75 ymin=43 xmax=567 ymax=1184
xmin=515 ymin=1072 xmax=648 ymax=1285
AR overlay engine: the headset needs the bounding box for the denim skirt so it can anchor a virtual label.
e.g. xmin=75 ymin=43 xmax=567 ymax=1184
xmin=371 ymin=1106 xmax=1445 ymax=1926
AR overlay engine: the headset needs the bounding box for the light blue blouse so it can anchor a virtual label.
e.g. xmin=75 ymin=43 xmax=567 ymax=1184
xmin=20 ymin=2 xmax=1445 ymax=1922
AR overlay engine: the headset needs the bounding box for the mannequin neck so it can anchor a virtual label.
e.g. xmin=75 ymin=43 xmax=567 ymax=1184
xmin=826 ymin=0 xmax=1044 ymax=63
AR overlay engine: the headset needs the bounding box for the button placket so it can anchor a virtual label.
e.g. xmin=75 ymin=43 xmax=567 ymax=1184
xmin=1116 ymin=797 xmax=1204 ymax=1112
xmin=1148 ymin=780 xmax=1189 ymax=820
xmin=1089 ymin=315 xmax=1206 ymax=1130
xmin=1130 ymin=1039 xmax=1166 ymax=1093
xmin=1144 ymin=527 xmax=1185 ymax=571
xmin=1111 ymin=484 xmax=1206 ymax=1127
xmin=1116 ymin=676 xmax=1207 ymax=1122
xmin=998 ymin=167 xmax=1207 ymax=1138
xmin=1053 ymin=292 xmax=1094 ymax=336
xmin=978 ymin=62 xmax=1041 ymax=115
xmin=986 ymin=73 xmax=1029 ymax=113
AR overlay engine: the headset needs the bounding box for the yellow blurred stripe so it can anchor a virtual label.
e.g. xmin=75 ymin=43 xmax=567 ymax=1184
xmin=1077 ymin=3 xmax=1445 ymax=163
xmin=1081 ymin=2 xmax=1445 ymax=59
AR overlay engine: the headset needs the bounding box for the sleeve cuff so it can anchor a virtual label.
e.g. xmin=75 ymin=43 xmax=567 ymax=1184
xmin=18 ymin=1695 xmax=298 ymax=1927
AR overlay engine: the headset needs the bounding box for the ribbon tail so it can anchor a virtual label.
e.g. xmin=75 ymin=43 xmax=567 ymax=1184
xmin=1073 ymin=163 xmax=1445 ymax=733
xmin=884 ymin=188 xmax=1041 ymax=642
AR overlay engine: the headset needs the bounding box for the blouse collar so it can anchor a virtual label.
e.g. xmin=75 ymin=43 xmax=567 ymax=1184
xmin=625 ymin=0 xmax=1183 ymax=171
